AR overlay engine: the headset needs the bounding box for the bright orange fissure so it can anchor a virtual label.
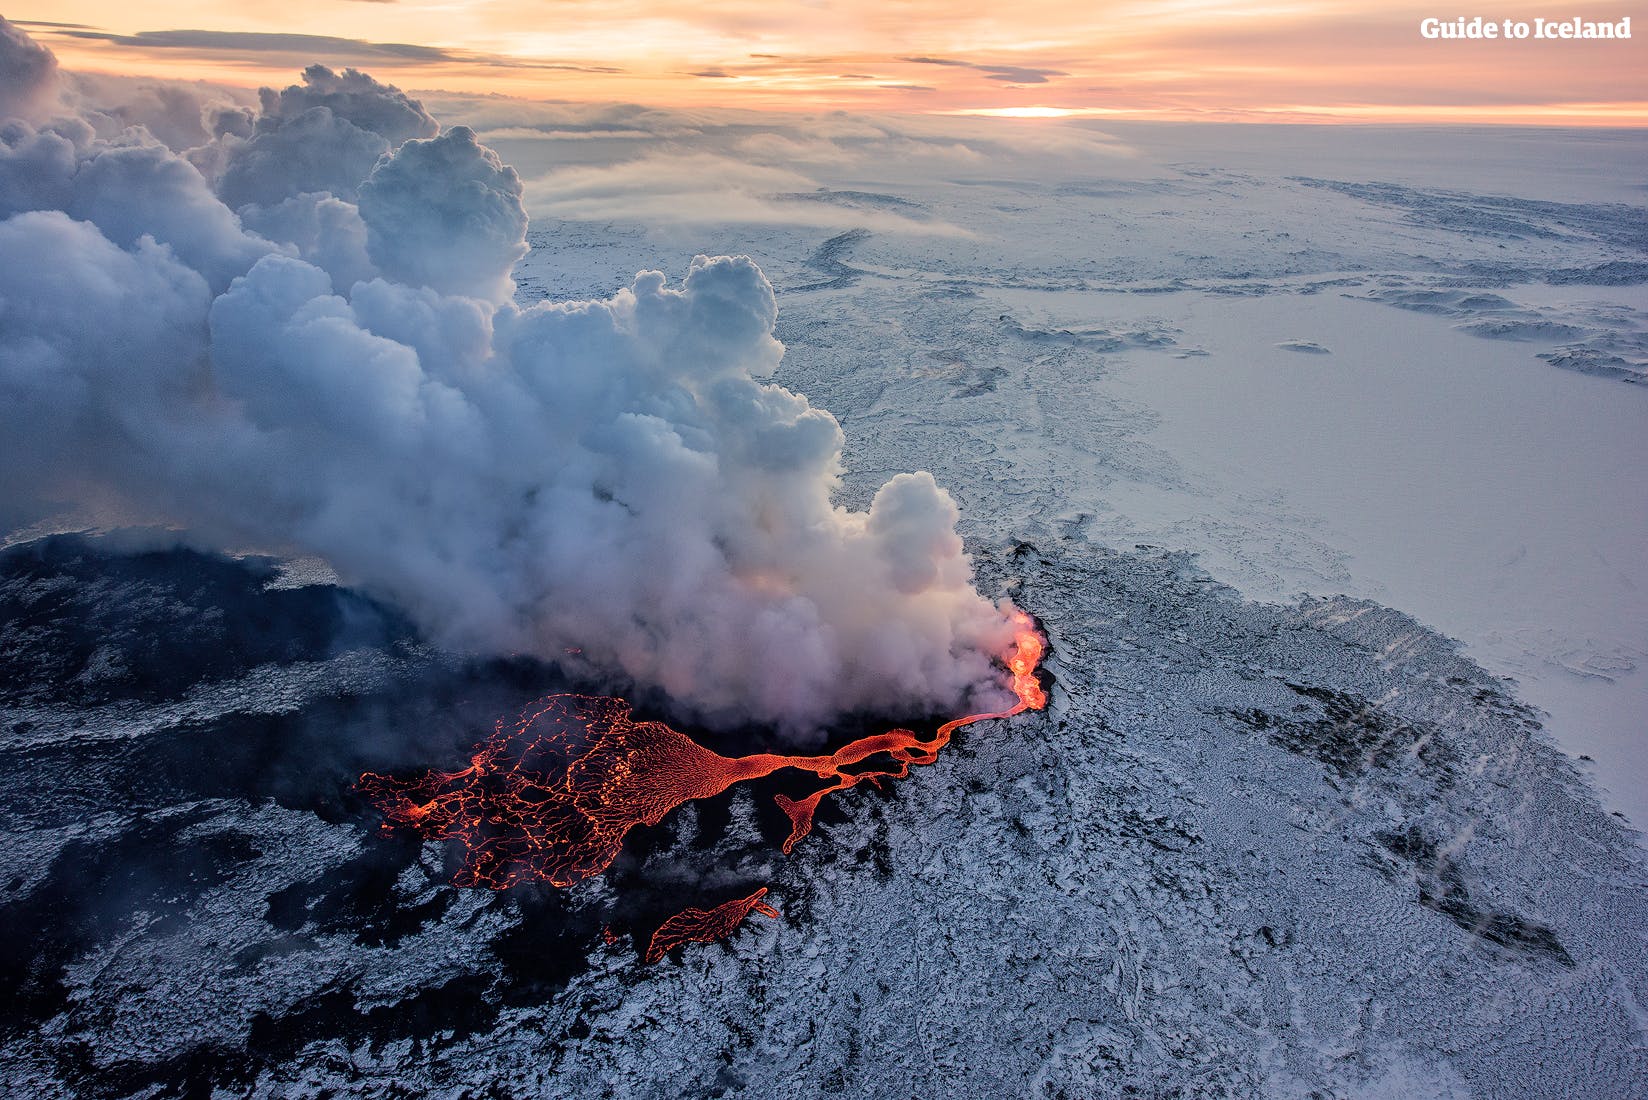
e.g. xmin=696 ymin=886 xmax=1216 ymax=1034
xmin=358 ymin=609 xmax=1046 ymax=954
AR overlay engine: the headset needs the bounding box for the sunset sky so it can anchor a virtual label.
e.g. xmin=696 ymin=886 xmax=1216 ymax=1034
xmin=10 ymin=1 xmax=1647 ymax=123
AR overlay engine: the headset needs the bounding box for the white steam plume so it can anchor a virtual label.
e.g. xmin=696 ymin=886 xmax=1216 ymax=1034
xmin=0 ymin=21 xmax=1021 ymax=733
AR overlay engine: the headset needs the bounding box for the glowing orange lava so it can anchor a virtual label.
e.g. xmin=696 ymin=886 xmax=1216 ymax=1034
xmin=359 ymin=611 xmax=1046 ymax=954
xmin=644 ymin=888 xmax=780 ymax=964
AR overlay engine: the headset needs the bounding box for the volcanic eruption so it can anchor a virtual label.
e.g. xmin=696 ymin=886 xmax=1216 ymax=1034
xmin=360 ymin=613 xmax=1046 ymax=959
xmin=0 ymin=19 xmax=1050 ymax=960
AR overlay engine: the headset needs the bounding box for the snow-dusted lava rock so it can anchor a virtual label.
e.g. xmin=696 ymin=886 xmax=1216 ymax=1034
xmin=1 ymin=533 xmax=1643 ymax=1098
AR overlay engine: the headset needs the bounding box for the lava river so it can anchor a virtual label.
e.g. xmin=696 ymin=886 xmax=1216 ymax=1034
xmin=359 ymin=610 xmax=1046 ymax=961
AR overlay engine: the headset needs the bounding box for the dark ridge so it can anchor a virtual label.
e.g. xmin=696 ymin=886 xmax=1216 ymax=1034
xmin=262 ymin=836 xmax=456 ymax=948
xmin=1544 ymin=259 xmax=1648 ymax=285
xmin=0 ymin=806 xmax=251 ymax=1042
xmin=65 ymin=973 xmax=505 ymax=1100
xmin=1292 ymin=177 xmax=1648 ymax=252
xmin=774 ymin=189 xmax=925 ymax=212
xmin=0 ymin=533 xmax=414 ymax=707
xmin=1265 ymin=683 xmax=1452 ymax=778
xmin=1377 ymin=827 xmax=1572 ymax=966
xmin=790 ymin=228 xmax=871 ymax=291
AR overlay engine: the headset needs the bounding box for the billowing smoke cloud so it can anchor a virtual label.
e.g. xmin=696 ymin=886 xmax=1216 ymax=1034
xmin=63 ymin=72 xmax=251 ymax=154
xmin=0 ymin=18 xmax=57 ymax=121
xmin=0 ymin=21 xmax=1020 ymax=733
xmin=357 ymin=126 xmax=527 ymax=302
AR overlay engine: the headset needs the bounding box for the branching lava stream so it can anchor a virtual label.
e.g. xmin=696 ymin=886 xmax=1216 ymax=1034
xmin=359 ymin=610 xmax=1046 ymax=962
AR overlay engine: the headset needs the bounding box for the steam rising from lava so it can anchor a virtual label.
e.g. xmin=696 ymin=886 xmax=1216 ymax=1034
xmin=358 ymin=613 xmax=1045 ymax=892
xmin=0 ymin=19 xmax=1024 ymax=731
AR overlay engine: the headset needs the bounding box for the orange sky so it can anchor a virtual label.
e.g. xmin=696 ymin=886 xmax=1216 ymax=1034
xmin=10 ymin=0 xmax=1647 ymax=123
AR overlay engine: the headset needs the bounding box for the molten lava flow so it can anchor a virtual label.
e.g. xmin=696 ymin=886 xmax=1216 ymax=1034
xmin=360 ymin=610 xmax=1046 ymax=954
xmin=772 ymin=612 xmax=1045 ymax=853
xmin=358 ymin=693 xmax=757 ymax=889
xmin=644 ymin=888 xmax=780 ymax=965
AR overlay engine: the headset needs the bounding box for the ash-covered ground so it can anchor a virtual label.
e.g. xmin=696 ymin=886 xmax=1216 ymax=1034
xmin=4 ymin=122 xmax=1648 ymax=1098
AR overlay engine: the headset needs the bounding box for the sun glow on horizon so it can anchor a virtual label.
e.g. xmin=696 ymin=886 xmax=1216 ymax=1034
xmin=947 ymin=106 xmax=1093 ymax=118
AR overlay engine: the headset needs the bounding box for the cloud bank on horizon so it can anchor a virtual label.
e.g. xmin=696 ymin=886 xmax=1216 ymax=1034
xmin=0 ymin=18 xmax=1024 ymax=734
